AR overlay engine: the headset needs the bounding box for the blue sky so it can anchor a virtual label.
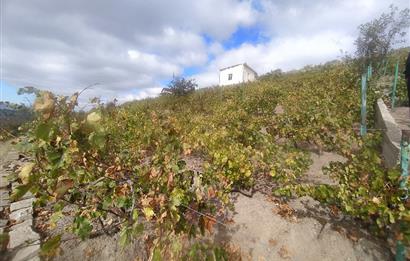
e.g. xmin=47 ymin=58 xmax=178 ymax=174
xmin=1 ymin=0 xmax=409 ymax=103
xmin=1 ymin=81 xmax=31 ymax=104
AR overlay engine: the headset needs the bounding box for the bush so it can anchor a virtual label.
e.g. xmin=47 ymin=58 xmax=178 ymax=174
xmin=161 ymin=76 xmax=197 ymax=96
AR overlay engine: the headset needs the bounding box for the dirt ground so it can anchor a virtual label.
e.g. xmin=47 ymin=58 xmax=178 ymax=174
xmin=209 ymin=152 xmax=391 ymax=260
xmin=213 ymin=193 xmax=390 ymax=260
xmin=43 ymin=151 xmax=393 ymax=260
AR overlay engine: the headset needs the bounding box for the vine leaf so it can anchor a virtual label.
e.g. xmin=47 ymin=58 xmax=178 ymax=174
xmin=19 ymin=163 xmax=35 ymax=184
xmin=40 ymin=235 xmax=61 ymax=257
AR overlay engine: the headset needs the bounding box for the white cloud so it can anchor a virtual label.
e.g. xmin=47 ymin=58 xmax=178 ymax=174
xmin=192 ymin=0 xmax=410 ymax=87
xmin=2 ymin=0 xmax=257 ymax=101
xmin=119 ymin=87 xmax=164 ymax=103
xmin=2 ymin=0 xmax=409 ymax=103
xmin=193 ymin=31 xmax=356 ymax=87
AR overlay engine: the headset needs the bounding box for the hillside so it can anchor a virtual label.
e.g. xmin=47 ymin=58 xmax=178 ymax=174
xmin=3 ymin=50 xmax=410 ymax=259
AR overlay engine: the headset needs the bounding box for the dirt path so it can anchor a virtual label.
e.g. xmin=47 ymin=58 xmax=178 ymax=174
xmin=211 ymin=152 xmax=391 ymax=260
xmin=214 ymin=193 xmax=390 ymax=260
xmin=33 ymin=151 xmax=393 ymax=260
xmin=302 ymin=152 xmax=347 ymax=185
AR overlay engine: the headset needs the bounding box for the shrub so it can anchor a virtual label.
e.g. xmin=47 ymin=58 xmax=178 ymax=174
xmin=161 ymin=76 xmax=197 ymax=96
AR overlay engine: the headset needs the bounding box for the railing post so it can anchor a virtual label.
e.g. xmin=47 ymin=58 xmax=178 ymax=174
xmin=391 ymin=61 xmax=399 ymax=109
xmin=367 ymin=64 xmax=372 ymax=79
xmin=360 ymin=73 xmax=367 ymax=136
xmin=396 ymin=130 xmax=410 ymax=261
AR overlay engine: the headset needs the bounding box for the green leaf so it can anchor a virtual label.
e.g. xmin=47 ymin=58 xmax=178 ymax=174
xmin=35 ymin=123 xmax=52 ymax=142
xmin=119 ymin=226 xmax=131 ymax=247
xmin=50 ymin=211 xmax=63 ymax=228
xmin=132 ymin=209 xmax=139 ymax=221
xmin=73 ymin=216 xmax=93 ymax=240
xmin=10 ymin=184 xmax=31 ymax=201
xmin=88 ymin=132 xmax=106 ymax=149
xmin=40 ymin=235 xmax=61 ymax=257
xmin=152 ymin=247 xmax=162 ymax=261
xmin=132 ymin=223 xmax=144 ymax=236
xmin=170 ymin=188 xmax=184 ymax=207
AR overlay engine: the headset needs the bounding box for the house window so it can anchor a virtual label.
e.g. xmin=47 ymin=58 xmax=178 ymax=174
xmin=228 ymin=73 xmax=233 ymax=80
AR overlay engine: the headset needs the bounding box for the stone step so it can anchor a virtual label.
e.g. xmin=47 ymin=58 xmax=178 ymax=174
xmin=9 ymin=207 xmax=33 ymax=223
xmin=10 ymin=198 xmax=35 ymax=212
xmin=8 ymin=221 xmax=39 ymax=249
xmin=11 ymin=241 xmax=40 ymax=261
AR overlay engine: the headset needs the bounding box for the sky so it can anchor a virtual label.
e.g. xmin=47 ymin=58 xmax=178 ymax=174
xmin=1 ymin=0 xmax=409 ymax=105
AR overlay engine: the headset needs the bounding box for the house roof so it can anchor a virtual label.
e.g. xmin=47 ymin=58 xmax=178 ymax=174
xmin=219 ymin=63 xmax=258 ymax=76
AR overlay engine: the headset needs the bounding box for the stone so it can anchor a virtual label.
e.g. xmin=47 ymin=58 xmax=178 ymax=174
xmin=7 ymin=152 xmax=20 ymax=161
xmin=11 ymin=241 xmax=40 ymax=261
xmin=0 ymin=178 xmax=9 ymax=188
xmin=12 ymin=182 xmax=19 ymax=190
xmin=0 ymin=198 xmax=10 ymax=207
xmin=0 ymin=188 xmax=9 ymax=195
xmin=9 ymin=207 xmax=33 ymax=223
xmin=8 ymin=223 xmax=39 ymax=249
xmin=10 ymin=218 xmax=32 ymax=231
xmin=274 ymin=104 xmax=284 ymax=115
xmin=0 ymin=219 xmax=7 ymax=228
xmin=10 ymin=198 xmax=35 ymax=212
xmin=20 ymin=191 xmax=34 ymax=200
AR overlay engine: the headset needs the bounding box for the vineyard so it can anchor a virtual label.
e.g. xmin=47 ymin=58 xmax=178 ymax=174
xmin=11 ymin=49 xmax=410 ymax=259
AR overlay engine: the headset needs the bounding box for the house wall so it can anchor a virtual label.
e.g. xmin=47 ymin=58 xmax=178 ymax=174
xmin=219 ymin=64 xmax=257 ymax=86
xmin=219 ymin=64 xmax=244 ymax=86
xmin=243 ymin=66 xmax=257 ymax=82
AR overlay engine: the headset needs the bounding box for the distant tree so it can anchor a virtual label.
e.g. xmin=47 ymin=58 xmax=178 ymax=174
xmin=355 ymin=5 xmax=410 ymax=68
xmin=259 ymin=69 xmax=282 ymax=81
xmin=161 ymin=76 xmax=197 ymax=96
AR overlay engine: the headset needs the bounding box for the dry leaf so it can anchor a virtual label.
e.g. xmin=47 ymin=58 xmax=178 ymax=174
xmin=278 ymin=246 xmax=291 ymax=259
xmin=269 ymin=239 xmax=278 ymax=247
xmin=54 ymin=179 xmax=74 ymax=199
xmin=204 ymin=216 xmax=216 ymax=233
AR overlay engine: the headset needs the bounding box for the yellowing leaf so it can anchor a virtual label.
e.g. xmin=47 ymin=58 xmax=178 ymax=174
xmin=143 ymin=207 xmax=155 ymax=220
xmin=372 ymin=197 xmax=381 ymax=204
xmin=34 ymin=91 xmax=55 ymax=119
xmin=87 ymin=112 xmax=102 ymax=125
xmin=19 ymin=163 xmax=35 ymax=184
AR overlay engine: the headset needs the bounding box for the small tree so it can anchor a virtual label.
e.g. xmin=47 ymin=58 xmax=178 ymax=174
xmin=355 ymin=5 xmax=410 ymax=69
xmin=161 ymin=76 xmax=197 ymax=96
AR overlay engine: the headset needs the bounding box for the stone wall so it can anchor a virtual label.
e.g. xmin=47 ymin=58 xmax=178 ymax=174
xmin=0 ymin=143 xmax=40 ymax=261
xmin=375 ymin=99 xmax=401 ymax=168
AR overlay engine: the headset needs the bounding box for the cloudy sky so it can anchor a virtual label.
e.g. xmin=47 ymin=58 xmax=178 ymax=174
xmin=1 ymin=0 xmax=409 ymax=104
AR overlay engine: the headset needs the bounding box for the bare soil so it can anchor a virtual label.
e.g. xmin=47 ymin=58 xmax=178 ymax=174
xmin=1 ymin=145 xmax=388 ymax=260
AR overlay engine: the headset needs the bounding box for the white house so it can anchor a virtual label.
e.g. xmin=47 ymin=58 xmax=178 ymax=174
xmin=219 ymin=63 xmax=258 ymax=86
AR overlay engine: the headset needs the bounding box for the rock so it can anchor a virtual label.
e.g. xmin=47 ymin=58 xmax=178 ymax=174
xmin=274 ymin=104 xmax=284 ymax=115
xmin=10 ymin=219 xmax=32 ymax=231
xmin=8 ymin=222 xmax=39 ymax=249
xmin=0 ymin=189 xmax=9 ymax=199
xmin=0 ymin=219 xmax=7 ymax=228
xmin=9 ymin=207 xmax=33 ymax=223
xmin=10 ymin=198 xmax=35 ymax=212
xmin=11 ymin=241 xmax=40 ymax=261
xmin=0 ymin=198 xmax=10 ymax=207
xmin=7 ymin=152 xmax=20 ymax=162
xmin=21 ymin=192 xmax=34 ymax=200
xmin=6 ymin=162 xmax=19 ymax=172
xmin=11 ymin=182 xmax=19 ymax=190
xmin=0 ymin=176 xmax=9 ymax=188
